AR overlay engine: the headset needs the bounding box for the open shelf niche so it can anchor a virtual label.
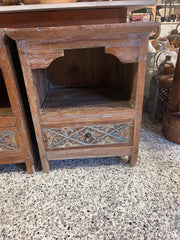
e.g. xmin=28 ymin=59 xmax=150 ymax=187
xmin=0 ymin=68 xmax=12 ymax=116
xmin=33 ymin=47 xmax=138 ymax=115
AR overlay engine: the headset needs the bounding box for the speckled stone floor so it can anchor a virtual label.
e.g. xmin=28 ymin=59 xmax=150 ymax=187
xmin=0 ymin=114 xmax=179 ymax=240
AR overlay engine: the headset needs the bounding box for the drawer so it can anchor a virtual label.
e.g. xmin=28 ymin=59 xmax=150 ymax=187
xmin=42 ymin=121 xmax=134 ymax=150
xmin=0 ymin=128 xmax=20 ymax=152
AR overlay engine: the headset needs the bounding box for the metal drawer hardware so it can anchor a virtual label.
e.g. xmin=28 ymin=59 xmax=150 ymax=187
xmin=85 ymin=132 xmax=92 ymax=139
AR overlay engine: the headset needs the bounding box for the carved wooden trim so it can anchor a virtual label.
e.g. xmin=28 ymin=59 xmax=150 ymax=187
xmin=0 ymin=130 xmax=18 ymax=152
xmin=42 ymin=122 xmax=134 ymax=149
xmin=29 ymin=49 xmax=64 ymax=69
xmin=105 ymin=46 xmax=139 ymax=63
xmin=28 ymin=44 xmax=139 ymax=69
xmin=25 ymin=37 xmax=140 ymax=69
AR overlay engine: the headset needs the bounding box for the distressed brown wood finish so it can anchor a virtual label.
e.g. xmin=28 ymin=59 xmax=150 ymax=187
xmin=0 ymin=1 xmax=156 ymax=13
xmin=0 ymin=31 xmax=35 ymax=173
xmin=129 ymin=34 xmax=149 ymax=166
xmin=6 ymin=19 xmax=158 ymax=172
xmin=0 ymin=8 xmax=127 ymax=28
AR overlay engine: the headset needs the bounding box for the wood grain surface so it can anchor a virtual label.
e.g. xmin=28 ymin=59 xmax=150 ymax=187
xmin=0 ymin=32 xmax=35 ymax=173
xmin=8 ymin=14 xmax=158 ymax=172
xmin=0 ymin=1 xmax=156 ymax=13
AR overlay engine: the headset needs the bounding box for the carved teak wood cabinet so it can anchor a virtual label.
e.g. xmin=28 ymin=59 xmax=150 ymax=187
xmin=5 ymin=8 xmax=157 ymax=172
xmin=0 ymin=32 xmax=35 ymax=173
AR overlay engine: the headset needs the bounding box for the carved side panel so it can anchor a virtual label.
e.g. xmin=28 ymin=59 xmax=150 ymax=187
xmin=0 ymin=130 xmax=19 ymax=152
xmin=42 ymin=122 xmax=134 ymax=150
xmin=29 ymin=49 xmax=64 ymax=69
xmin=105 ymin=46 xmax=139 ymax=63
xmin=23 ymin=42 xmax=64 ymax=69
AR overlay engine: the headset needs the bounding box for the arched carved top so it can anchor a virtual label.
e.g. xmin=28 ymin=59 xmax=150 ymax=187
xmin=29 ymin=50 xmax=64 ymax=69
xmin=105 ymin=46 xmax=139 ymax=63
xmin=27 ymin=44 xmax=139 ymax=69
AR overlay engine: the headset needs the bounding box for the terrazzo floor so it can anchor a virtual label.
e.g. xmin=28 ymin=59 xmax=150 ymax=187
xmin=0 ymin=114 xmax=179 ymax=240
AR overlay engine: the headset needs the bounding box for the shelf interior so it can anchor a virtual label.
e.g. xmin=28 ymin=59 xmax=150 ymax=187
xmin=0 ymin=69 xmax=12 ymax=116
xmin=41 ymin=85 xmax=132 ymax=113
xmin=33 ymin=47 xmax=137 ymax=114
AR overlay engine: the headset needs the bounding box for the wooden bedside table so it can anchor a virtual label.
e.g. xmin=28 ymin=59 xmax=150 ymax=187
xmin=4 ymin=3 xmax=158 ymax=172
xmin=0 ymin=31 xmax=35 ymax=173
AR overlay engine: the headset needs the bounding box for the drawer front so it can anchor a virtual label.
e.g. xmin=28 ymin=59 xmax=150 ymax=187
xmin=0 ymin=129 xmax=20 ymax=152
xmin=42 ymin=121 xmax=134 ymax=150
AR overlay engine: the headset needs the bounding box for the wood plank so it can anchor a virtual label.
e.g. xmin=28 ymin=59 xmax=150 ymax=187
xmin=47 ymin=145 xmax=132 ymax=161
xmin=24 ymin=0 xmax=77 ymax=3
xmin=32 ymin=69 xmax=49 ymax=107
xmin=41 ymin=118 xmax=134 ymax=129
xmin=5 ymin=22 xmax=159 ymax=41
xmin=0 ymin=1 xmax=156 ymax=13
xmin=0 ymin=152 xmax=24 ymax=164
xmin=129 ymin=34 xmax=149 ymax=166
xmin=0 ymin=8 xmax=127 ymax=28
xmin=26 ymin=35 xmax=139 ymax=53
xmin=17 ymin=41 xmax=50 ymax=172
xmin=41 ymin=86 xmax=132 ymax=110
xmin=0 ymin=115 xmax=15 ymax=127
xmin=40 ymin=108 xmax=135 ymax=125
xmin=0 ymin=107 xmax=13 ymax=116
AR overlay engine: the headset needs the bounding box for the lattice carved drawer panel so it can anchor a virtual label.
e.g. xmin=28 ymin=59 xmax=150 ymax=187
xmin=0 ymin=130 xmax=19 ymax=152
xmin=42 ymin=122 xmax=134 ymax=150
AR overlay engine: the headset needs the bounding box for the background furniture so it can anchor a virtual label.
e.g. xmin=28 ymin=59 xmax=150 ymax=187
xmin=163 ymin=49 xmax=180 ymax=143
xmin=0 ymin=31 xmax=35 ymax=173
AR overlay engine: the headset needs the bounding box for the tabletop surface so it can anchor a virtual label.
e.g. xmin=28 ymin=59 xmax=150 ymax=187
xmin=0 ymin=1 xmax=156 ymax=13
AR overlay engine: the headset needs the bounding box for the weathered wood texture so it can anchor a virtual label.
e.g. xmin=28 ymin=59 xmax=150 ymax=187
xmin=0 ymin=1 xmax=156 ymax=13
xmin=0 ymin=31 xmax=35 ymax=173
xmin=6 ymin=17 xmax=158 ymax=172
xmin=0 ymin=8 xmax=127 ymax=28
xmin=47 ymin=47 xmax=135 ymax=90
xmin=6 ymin=22 xmax=158 ymax=41
xmin=46 ymin=146 xmax=132 ymax=161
